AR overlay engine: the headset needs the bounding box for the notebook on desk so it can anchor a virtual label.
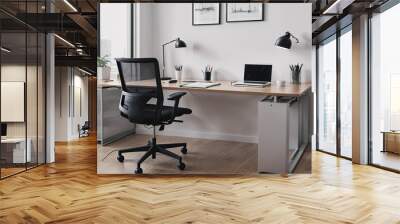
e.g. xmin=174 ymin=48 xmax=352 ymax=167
xmin=180 ymin=82 xmax=221 ymax=89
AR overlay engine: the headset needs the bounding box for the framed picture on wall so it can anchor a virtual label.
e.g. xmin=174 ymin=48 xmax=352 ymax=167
xmin=226 ymin=3 xmax=264 ymax=22
xmin=192 ymin=3 xmax=220 ymax=25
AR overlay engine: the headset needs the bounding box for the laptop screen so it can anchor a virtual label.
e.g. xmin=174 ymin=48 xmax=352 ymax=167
xmin=244 ymin=64 xmax=272 ymax=82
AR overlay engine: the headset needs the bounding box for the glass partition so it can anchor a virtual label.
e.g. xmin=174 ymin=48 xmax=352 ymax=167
xmin=0 ymin=1 xmax=46 ymax=179
xmin=1 ymin=31 xmax=28 ymax=177
xmin=98 ymin=3 xmax=133 ymax=145
xmin=370 ymin=3 xmax=400 ymax=171
xmin=317 ymin=36 xmax=337 ymax=155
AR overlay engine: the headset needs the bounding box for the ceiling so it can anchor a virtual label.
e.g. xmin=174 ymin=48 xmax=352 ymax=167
xmin=311 ymin=0 xmax=389 ymax=43
xmin=0 ymin=0 xmax=392 ymax=72
xmin=0 ymin=0 xmax=97 ymax=73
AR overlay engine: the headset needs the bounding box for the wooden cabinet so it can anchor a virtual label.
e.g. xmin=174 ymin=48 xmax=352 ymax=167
xmin=382 ymin=132 xmax=400 ymax=154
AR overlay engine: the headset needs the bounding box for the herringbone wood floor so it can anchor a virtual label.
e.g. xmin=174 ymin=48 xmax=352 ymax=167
xmin=1 ymin=135 xmax=400 ymax=223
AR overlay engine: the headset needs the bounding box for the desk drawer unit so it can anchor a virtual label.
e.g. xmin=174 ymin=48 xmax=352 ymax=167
xmin=383 ymin=132 xmax=400 ymax=154
xmin=258 ymin=98 xmax=292 ymax=173
xmin=0 ymin=139 xmax=32 ymax=164
xmin=257 ymin=91 xmax=312 ymax=174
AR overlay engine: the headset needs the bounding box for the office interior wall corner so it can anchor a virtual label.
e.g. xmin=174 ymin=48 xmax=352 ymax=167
xmin=46 ymin=33 xmax=56 ymax=163
xmin=352 ymin=14 xmax=369 ymax=164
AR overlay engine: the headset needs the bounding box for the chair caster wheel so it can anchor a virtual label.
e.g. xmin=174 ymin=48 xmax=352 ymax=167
xmin=181 ymin=147 xmax=188 ymax=154
xmin=135 ymin=167 xmax=143 ymax=174
xmin=178 ymin=162 xmax=186 ymax=170
xmin=117 ymin=155 xmax=124 ymax=163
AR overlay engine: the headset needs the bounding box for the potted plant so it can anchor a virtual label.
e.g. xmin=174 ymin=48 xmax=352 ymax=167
xmin=97 ymin=55 xmax=111 ymax=80
xmin=289 ymin=63 xmax=303 ymax=84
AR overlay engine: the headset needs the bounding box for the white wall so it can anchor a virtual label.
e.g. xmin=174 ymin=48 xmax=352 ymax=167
xmin=1 ymin=64 xmax=46 ymax=164
xmin=55 ymin=67 xmax=89 ymax=141
xmin=71 ymin=74 xmax=89 ymax=138
xmin=55 ymin=67 xmax=69 ymax=141
xmin=136 ymin=3 xmax=312 ymax=142
xmin=135 ymin=3 xmax=154 ymax=58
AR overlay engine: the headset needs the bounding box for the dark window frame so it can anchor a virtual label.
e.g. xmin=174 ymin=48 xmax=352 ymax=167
xmin=367 ymin=0 xmax=400 ymax=173
xmin=315 ymin=23 xmax=353 ymax=161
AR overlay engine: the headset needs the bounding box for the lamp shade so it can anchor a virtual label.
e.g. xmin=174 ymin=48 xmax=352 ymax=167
xmin=275 ymin=32 xmax=292 ymax=49
xmin=175 ymin=38 xmax=187 ymax=48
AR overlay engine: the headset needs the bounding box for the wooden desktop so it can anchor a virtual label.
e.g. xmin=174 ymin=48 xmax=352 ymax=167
xmin=99 ymin=79 xmax=311 ymax=97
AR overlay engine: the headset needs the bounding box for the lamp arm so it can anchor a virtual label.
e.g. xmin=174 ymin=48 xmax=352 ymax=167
xmin=289 ymin=33 xmax=300 ymax=43
xmin=162 ymin=38 xmax=178 ymax=46
xmin=162 ymin=44 xmax=166 ymax=78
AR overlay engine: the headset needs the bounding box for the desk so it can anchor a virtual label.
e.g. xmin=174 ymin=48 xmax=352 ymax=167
xmin=98 ymin=79 xmax=313 ymax=174
xmin=1 ymin=138 xmax=32 ymax=164
xmin=99 ymin=80 xmax=311 ymax=97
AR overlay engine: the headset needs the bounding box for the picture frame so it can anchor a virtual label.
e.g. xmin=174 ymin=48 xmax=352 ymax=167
xmin=226 ymin=3 xmax=264 ymax=23
xmin=192 ymin=3 xmax=221 ymax=26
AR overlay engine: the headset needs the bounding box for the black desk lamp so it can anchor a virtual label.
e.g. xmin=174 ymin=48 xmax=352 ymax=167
xmin=275 ymin=32 xmax=299 ymax=49
xmin=161 ymin=38 xmax=187 ymax=80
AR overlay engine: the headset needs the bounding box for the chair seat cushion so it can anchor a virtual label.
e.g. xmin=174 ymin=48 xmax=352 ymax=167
xmin=123 ymin=104 xmax=192 ymax=125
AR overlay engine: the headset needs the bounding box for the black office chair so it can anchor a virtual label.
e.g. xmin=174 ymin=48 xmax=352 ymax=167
xmin=115 ymin=58 xmax=192 ymax=174
xmin=79 ymin=121 xmax=90 ymax=138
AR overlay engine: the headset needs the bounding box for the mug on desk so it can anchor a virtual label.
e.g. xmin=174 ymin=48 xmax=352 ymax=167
xmin=276 ymin=80 xmax=286 ymax=87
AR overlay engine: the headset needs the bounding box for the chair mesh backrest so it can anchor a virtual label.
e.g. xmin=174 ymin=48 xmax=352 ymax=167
xmin=116 ymin=58 xmax=163 ymax=99
xmin=115 ymin=58 xmax=164 ymax=123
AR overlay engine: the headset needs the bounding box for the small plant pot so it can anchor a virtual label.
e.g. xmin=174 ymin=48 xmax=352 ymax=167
xmin=100 ymin=66 xmax=111 ymax=80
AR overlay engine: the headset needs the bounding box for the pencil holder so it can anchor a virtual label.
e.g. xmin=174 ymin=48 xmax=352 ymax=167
xmin=291 ymin=71 xmax=301 ymax=84
xmin=204 ymin=71 xmax=212 ymax=81
xmin=175 ymin=70 xmax=182 ymax=81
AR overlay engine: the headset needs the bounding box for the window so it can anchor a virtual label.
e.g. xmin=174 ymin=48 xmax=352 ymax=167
xmin=370 ymin=2 xmax=400 ymax=171
xmin=100 ymin=3 xmax=132 ymax=80
xmin=389 ymin=74 xmax=400 ymax=130
xmin=317 ymin=36 xmax=337 ymax=155
xmin=339 ymin=28 xmax=352 ymax=158
xmin=316 ymin=25 xmax=353 ymax=159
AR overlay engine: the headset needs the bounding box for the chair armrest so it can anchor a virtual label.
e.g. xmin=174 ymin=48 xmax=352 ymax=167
xmin=168 ymin=92 xmax=186 ymax=100
xmin=166 ymin=92 xmax=187 ymax=124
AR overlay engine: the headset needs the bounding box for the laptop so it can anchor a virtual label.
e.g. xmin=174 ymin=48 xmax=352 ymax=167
xmin=233 ymin=64 xmax=272 ymax=87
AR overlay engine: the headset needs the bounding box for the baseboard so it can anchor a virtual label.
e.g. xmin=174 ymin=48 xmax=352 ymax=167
xmin=136 ymin=126 xmax=258 ymax=143
xmin=102 ymin=129 xmax=136 ymax=146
